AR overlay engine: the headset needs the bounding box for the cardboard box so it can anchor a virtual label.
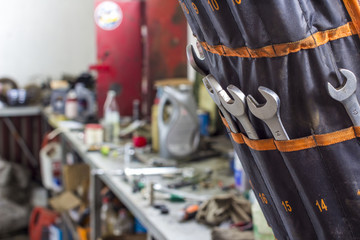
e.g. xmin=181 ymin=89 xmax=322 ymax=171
xmin=49 ymin=191 xmax=81 ymax=212
xmin=63 ymin=163 xmax=90 ymax=194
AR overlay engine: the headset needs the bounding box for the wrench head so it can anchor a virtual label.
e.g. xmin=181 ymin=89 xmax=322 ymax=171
xmin=327 ymin=69 xmax=357 ymax=102
xmin=219 ymin=85 xmax=246 ymax=117
xmin=202 ymin=75 xmax=223 ymax=105
xmin=186 ymin=44 xmax=208 ymax=76
xmin=246 ymin=86 xmax=280 ymax=120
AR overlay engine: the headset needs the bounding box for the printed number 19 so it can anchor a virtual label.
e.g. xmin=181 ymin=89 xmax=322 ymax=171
xmin=208 ymin=0 xmax=219 ymax=11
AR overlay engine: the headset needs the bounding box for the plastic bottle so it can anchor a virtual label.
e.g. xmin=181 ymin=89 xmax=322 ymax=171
xmin=100 ymin=197 xmax=117 ymax=237
xmin=103 ymin=89 xmax=120 ymax=143
xmin=250 ymin=190 xmax=276 ymax=240
xmin=65 ymin=90 xmax=78 ymax=120
xmin=113 ymin=209 xmax=133 ymax=236
xmin=157 ymin=85 xmax=200 ymax=159
xmin=233 ymin=152 xmax=250 ymax=193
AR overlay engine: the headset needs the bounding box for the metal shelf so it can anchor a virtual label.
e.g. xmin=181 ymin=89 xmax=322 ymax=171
xmin=0 ymin=106 xmax=42 ymax=117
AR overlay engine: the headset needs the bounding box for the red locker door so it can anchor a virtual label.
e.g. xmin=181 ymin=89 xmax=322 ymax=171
xmin=93 ymin=0 xmax=143 ymax=118
xmin=144 ymin=0 xmax=188 ymax=115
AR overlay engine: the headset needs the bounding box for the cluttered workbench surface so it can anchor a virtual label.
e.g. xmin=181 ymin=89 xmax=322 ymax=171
xmin=42 ymin=108 xmax=251 ymax=240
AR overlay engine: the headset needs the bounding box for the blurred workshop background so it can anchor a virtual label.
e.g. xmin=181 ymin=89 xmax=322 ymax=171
xmin=0 ymin=1 xmax=270 ymax=240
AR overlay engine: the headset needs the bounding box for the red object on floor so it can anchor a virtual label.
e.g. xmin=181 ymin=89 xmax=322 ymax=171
xmin=29 ymin=207 xmax=58 ymax=240
xmin=92 ymin=0 xmax=143 ymax=118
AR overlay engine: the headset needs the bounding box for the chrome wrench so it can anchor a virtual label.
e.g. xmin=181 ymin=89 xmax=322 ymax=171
xmin=246 ymin=86 xmax=290 ymax=140
xmin=327 ymin=69 xmax=360 ymax=126
xmin=219 ymin=85 xmax=259 ymax=139
xmin=203 ymin=75 xmax=239 ymax=133
xmin=186 ymin=43 xmax=209 ymax=76
xmin=187 ymin=43 xmax=238 ymax=132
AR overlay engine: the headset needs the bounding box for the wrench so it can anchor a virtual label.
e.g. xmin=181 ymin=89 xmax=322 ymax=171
xmin=327 ymin=68 xmax=360 ymax=126
xmin=186 ymin=43 xmax=209 ymax=76
xmin=203 ymin=75 xmax=239 ymax=133
xmin=246 ymin=86 xmax=290 ymax=140
xmin=187 ymin=43 xmax=238 ymax=132
xmin=219 ymin=85 xmax=259 ymax=139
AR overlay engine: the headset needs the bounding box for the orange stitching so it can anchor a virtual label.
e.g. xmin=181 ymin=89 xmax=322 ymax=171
xmin=199 ymin=22 xmax=355 ymax=58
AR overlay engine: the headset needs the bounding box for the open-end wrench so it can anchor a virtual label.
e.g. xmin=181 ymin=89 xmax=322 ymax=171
xmin=186 ymin=43 xmax=209 ymax=76
xmin=219 ymin=85 xmax=259 ymax=139
xmin=327 ymin=69 xmax=360 ymax=126
xmin=246 ymin=86 xmax=290 ymax=140
xmin=203 ymin=75 xmax=239 ymax=133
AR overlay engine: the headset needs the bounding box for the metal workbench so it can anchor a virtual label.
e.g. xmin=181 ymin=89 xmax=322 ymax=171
xmin=42 ymin=110 xmax=233 ymax=240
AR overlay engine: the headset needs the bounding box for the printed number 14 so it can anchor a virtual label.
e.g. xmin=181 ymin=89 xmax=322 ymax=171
xmin=316 ymin=199 xmax=328 ymax=212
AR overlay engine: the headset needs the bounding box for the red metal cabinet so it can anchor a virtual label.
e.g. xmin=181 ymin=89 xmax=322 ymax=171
xmin=93 ymin=0 xmax=143 ymax=117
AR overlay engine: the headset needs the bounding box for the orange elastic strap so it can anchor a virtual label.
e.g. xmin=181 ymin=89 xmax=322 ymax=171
xmin=354 ymin=126 xmax=360 ymax=136
xmin=343 ymin=0 xmax=360 ymax=37
xmin=199 ymin=22 xmax=355 ymax=58
xmin=220 ymin=115 xmax=358 ymax=152
xmin=243 ymin=136 xmax=277 ymax=151
xmin=220 ymin=113 xmax=229 ymax=127
xmin=231 ymin=132 xmax=245 ymax=144
xmin=315 ymin=127 xmax=356 ymax=146
xmin=275 ymin=136 xmax=317 ymax=152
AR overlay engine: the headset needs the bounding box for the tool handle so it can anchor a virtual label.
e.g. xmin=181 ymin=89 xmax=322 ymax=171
xmin=342 ymin=94 xmax=360 ymax=126
xmin=219 ymin=105 xmax=239 ymax=133
xmin=265 ymin=116 xmax=290 ymax=140
xmin=237 ymin=115 xmax=259 ymax=140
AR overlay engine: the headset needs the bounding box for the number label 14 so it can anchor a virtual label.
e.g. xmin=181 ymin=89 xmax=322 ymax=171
xmin=316 ymin=199 xmax=328 ymax=212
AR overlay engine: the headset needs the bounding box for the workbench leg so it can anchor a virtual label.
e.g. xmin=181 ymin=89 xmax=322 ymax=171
xmin=90 ymin=172 xmax=102 ymax=240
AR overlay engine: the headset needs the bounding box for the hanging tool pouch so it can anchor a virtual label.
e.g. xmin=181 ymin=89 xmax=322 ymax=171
xmin=179 ymin=0 xmax=360 ymax=239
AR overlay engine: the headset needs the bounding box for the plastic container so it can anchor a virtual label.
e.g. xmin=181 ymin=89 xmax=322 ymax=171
xmin=100 ymin=197 xmax=117 ymax=237
xmin=250 ymin=191 xmax=276 ymax=240
xmin=158 ymin=85 xmax=200 ymax=159
xmin=103 ymin=90 xmax=120 ymax=143
xmin=233 ymin=152 xmax=250 ymax=193
xmin=40 ymin=142 xmax=62 ymax=191
xmin=113 ymin=209 xmax=133 ymax=236
xmin=65 ymin=90 xmax=78 ymax=120
xmin=84 ymin=124 xmax=103 ymax=146
xmin=29 ymin=207 xmax=58 ymax=240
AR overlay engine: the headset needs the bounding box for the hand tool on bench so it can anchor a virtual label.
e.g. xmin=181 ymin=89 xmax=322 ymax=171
xmin=327 ymin=68 xmax=360 ymax=126
xmin=186 ymin=43 xmax=209 ymax=76
xmin=219 ymin=85 xmax=259 ymax=139
xmin=203 ymin=75 xmax=239 ymax=133
xmin=246 ymin=86 xmax=290 ymax=140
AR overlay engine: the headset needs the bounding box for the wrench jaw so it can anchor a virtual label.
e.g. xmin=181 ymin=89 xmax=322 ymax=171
xmin=202 ymin=75 xmax=221 ymax=105
xmin=227 ymin=85 xmax=246 ymax=113
xmin=246 ymin=87 xmax=289 ymax=140
xmin=327 ymin=69 xmax=357 ymax=102
xmin=202 ymin=75 xmax=239 ymax=133
xmin=327 ymin=69 xmax=360 ymax=126
xmin=219 ymin=87 xmax=246 ymax=117
xmin=246 ymin=86 xmax=280 ymax=120
xmin=186 ymin=44 xmax=208 ymax=76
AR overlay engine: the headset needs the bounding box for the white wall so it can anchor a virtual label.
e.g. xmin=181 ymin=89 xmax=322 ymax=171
xmin=0 ymin=0 xmax=96 ymax=87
